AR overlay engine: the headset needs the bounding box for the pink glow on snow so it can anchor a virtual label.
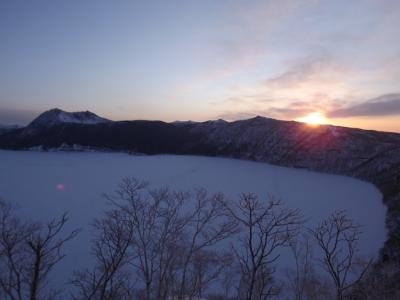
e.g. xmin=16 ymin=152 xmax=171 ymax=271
xmin=56 ymin=183 xmax=65 ymax=190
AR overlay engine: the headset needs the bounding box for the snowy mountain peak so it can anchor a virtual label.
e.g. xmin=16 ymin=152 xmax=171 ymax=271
xmin=29 ymin=108 xmax=110 ymax=127
xmin=171 ymin=120 xmax=198 ymax=125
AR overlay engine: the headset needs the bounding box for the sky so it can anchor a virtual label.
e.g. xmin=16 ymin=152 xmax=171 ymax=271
xmin=0 ymin=0 xmax=399 ymax=132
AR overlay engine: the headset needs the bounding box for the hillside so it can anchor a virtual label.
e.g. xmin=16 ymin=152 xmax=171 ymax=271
xmin=1 ymin=109 xmax=399 ymax=263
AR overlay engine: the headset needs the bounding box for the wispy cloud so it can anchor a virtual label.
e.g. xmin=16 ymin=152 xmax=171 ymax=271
xmin=328 ymin=94 xmax=400 ymax=118
xmin=172 ymin=1 xmax=320 ymax=98
xmin=215 ymin=93 xmax=400 ymax=122
xmin=264 ymin=55 xmax=348 ymax=89
xmin=211 ymin=53 xmax=353 ymax=120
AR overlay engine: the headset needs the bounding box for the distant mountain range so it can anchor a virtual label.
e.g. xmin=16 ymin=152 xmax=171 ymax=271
xmin=29 ymin=108 xmax=110 ymax=127
xmin=1 ymin=109 xmax=399 ymax=182
xmin=1 ymin=108 xmax=399 ymax=262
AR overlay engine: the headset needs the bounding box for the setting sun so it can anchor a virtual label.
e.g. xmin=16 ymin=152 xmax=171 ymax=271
xmin=296 ymin=112 xmax=328 ymax=126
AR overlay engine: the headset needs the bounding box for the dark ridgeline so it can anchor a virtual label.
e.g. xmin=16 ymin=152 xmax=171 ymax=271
xmin=0 ymin=121 xmax=212 ymax=155
xmin=0 ymin=108 xmax=399 ymax=264
xmin=0 ymin=109 xmax=215 ymax=155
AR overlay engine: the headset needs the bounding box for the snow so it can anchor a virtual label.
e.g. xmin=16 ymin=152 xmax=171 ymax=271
xmin=29 ymin=108 xmax=109 ymax=127
xmin=171 ymin=120 xmax=198 ymax=124
xmin=0 ymin=150 xmax=386 ymax=296
xmin=56 ymin=111 xmax=106 ymax=124
xmin=326 ymin=124 xmax=343 ymax=137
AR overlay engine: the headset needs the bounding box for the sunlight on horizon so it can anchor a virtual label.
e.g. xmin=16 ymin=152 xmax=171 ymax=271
xmin=296 ymin=112 xmax=329 ymax=126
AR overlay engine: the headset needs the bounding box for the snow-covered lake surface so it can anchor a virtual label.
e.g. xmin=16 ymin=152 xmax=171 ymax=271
xmin=0 ymin=150 xmax=386 ymax=294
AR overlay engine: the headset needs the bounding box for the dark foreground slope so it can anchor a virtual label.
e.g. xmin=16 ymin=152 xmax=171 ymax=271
xmin=1 ymin=110 xmax=400 ymax=265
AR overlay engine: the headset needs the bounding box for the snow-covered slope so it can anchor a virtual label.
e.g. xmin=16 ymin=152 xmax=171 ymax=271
xmin=2 ymin=112 xmax=399 ymax=184
xmin=1 ymin=112 xmax=399 ymax=188
xmin=29 ymin=108 xmax=110 ymax=127
xmin=186 ymin=116 xmax=400 ymax=182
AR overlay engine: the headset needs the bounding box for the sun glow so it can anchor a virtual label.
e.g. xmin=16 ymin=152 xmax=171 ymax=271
xmin=296 ymin=112 xmax=328 ymax=126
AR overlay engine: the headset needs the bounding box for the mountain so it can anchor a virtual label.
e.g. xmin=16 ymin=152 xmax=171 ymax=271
xmin=29 ymin=108 xmax=110 ymax=128
xmin=1 ymin=110 xmax=399 ymax=180
xmin=0 ymin=124 xmax=21 ymax=135
xmin=0 ymin=123 xmax=21 ymax=129
xmin=0 ymin=109 xmax=209 ymax=154
xmin=0 ymin=108 xmax=399 ymax=263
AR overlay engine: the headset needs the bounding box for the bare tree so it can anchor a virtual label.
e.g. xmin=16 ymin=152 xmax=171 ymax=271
xmin=285 ymin=235 xmax=332 ymax=300
xmin=216 ymin=263 xmax=238 ymax=300
xmin=103 ymin=178 xmax=191 ymax=300
xmin=174 ymin=189 xmax=237 ymax=300
xmin=179 ymin=247 xmax=233 ymax=300
xmin=71 ymin=209 xmax=135 ymax=300
xmin=26 ymin=212 xmax=80 ymax=300
xmin=310 ymin=210 xmax=372 ymax=300
xmin=79 ymin=178 xmax=237 ymax=300
xmin=76 ymin=179 xmax=326 ymax=300
xmin=0 ymin=200 xmax=79 ymax=300
xmin=286 ymin=236 xmax=313 ymax=300
xmin=225 ymin=193 xmax=303 ymax=300
xmin=150 ymin=189 xmax=190 ymax=300
xmin=0 ymin=200 xmax=34 ymax=300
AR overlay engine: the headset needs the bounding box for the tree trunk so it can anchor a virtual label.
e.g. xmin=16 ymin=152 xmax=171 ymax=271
xmin=30 ymin=247 xmax=41 ymax=300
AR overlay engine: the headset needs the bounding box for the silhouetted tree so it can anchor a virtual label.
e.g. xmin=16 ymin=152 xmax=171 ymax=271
xmin=285 ymin=235 xmax=333 ymax=300
xmin=310 ymin=211 xmax=372 ymax=300
xmin=174 ymin=189 xmax=236 ymax=300
xmin=75 ymin=178 xmax=236 ymax=300
xmin=0 ymin=200 xmax=79 ymax=300
xmin=225 ymin=193 xmax=303 ymax=300
xmin=103 ymin=178 xmax=189 ymax=300
xmin=71 ymin=209 xmax=135 ymax=300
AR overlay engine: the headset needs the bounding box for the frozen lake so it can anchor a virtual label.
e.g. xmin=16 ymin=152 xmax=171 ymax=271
xmin=0 ymin=150 xmax=386 ymax=294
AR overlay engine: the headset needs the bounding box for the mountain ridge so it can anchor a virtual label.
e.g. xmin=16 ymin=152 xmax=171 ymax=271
xmin=0 ymin=108 xmax=399 ymax=265
xmin=28 ymin=108 xmax=110 ymax=128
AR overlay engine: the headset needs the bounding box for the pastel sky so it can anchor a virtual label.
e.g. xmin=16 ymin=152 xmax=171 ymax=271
xmin=0 ymin=0 xmax=399 ymax=132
